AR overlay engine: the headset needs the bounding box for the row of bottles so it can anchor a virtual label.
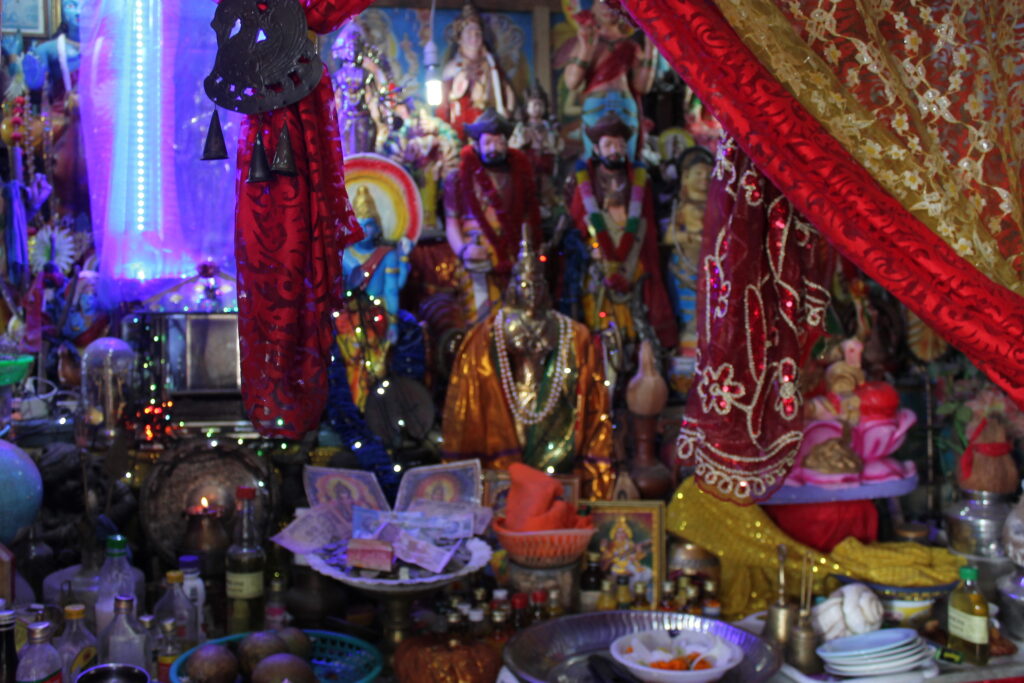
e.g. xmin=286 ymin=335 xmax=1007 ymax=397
xmin=578 ymin=552 xmax=721 ymax=616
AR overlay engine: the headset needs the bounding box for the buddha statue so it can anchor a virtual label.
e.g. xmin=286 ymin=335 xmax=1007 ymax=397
xmin=442 ymin=227 xmax=615 ymax=499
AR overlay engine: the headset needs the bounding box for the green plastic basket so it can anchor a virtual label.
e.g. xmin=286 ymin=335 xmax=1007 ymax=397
xmin=0 ymin=355 xmax=33 ymax=387
xmin=168 ymin=629 xmax=382 ymax=683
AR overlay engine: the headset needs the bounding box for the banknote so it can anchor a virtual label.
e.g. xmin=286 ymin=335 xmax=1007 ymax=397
xmin=394 ymin=531 xmax=461 ymax=574
xmin=270 ymin=503 xmax=351 ymax=554
xmin=303 ymin=465 xmax=389 ymax=510
xmin=351 ymin=505 xmax=473 ymax=541
xmin=393 ymin=460 xmax=482 ymax=511
xmin=406 ymin=500 xmax=488 ymax=537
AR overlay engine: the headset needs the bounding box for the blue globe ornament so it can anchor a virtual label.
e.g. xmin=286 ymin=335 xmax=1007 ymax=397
xmin=0 ymin=439 xmax=43 ymax=545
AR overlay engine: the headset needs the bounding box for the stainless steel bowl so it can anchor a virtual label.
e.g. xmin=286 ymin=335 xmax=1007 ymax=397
xmin=75 ymin=664 xmax=151 ymax=683
xmin=503 ymin=611 xmax=780 ymax=682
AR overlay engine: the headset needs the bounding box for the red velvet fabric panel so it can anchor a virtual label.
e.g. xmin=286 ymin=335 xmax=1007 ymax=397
xmin=622 ymin=0 xmax=1024 ymax=410
xmin=765 ymin=500 xmax=878 ymax=554
xmin=233 ymin=0 xmax=373 ymax=438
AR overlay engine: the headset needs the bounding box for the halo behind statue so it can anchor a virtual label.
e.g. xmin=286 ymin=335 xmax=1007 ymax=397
xmin=344 ymin=154 xmax=423 ymax=244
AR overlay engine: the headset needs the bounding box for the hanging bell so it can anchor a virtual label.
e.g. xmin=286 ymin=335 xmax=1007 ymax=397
xmin=247 ymin=127 xmax=272 ymax=183
xmin=270 ymin=125 xmax=297 ymax=176
xmin=201 ymin=109 xmax=229 ymax=160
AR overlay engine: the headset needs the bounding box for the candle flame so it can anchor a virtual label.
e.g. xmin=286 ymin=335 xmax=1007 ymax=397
xmin=201 ymin=496 xmax=209 ymax=508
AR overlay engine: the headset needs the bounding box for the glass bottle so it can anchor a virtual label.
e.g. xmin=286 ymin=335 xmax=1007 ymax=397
xmin=631 ymin=582 xmax=651 ymax=610
xmin=155 ymin=620 xmax=180 ymax=683
xmin=137 ymin=616 xmax=158 ymax=677
xmin=684 ymin=584 xmax=703 ymax=615
xmin=673 ymin=577 xmax=692 ymax=611
xmin=69 ymin=549 xmax=103 ymax=632
xmin=489 ymin=610 xmax=513 ymax=648
xmin=472 ymin=587 xmax=491 ymax=622
xmin=1 ymin=610 xmax=19 ymax=683
xmin=54 ymin=605 xmax=96 ymax=683
xmin=178 ymin=556 xmax=207 ymax=642
xmin=701 ymin=580 xmax=722 ymax=618
xmin=467 ymin=608 xmax=490 ymax=641
xmin=546 ymin=589 xmax=565 ymax=619
xmin=15 ymin=622 xmax=61 ymax=683
xmin=445 ymin=612 xmax=463 ymax=650
xmin=153 ymin=571 xmax=198 ymax=650
xmin=595 ymin=579 xmax=617 ymax=611
xmin=615 ymin=576 xmax=633 ymax=610
xmin=509 ymin=593 xmax=531 ymax=631
xmin=95 ymin=536 xmax=142 ymax=635
xmin=529 ymin=591 xmax=547 ymax=624
xmin=579 ymin=553 xmax=603 ymax=613
xmin=947 ymin=565 xmax=989 ymax=665
xmin=659 ymin=581 xmax=676 ymax=611
xmin=489 ymin=589 xmax=510 ymax=618
xmin=226 ymin=486 xmax=265 ymax=634
xmin=98 ymin=596 xmax=147 ymax=669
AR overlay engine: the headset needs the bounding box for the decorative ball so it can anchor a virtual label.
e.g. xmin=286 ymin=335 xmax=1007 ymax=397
xmin=0 ymin=439 xmax=43 ymax=545
xmin=856 ymin=381 xmax=900 ymax=420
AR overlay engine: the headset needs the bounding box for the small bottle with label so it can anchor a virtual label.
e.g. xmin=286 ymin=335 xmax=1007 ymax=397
xmin=631 ymin=582 xmax=652 ymax=610
xmin=684 ymin=584 xmax=703 ymax=615
xmin=595 ymin=579 xmax=617 ymax=611
xmin=658 ymin=581 xmax=676 ymax=611
xmin=153 ymin=570 xmax=198 ymax=650
xmin=701 ymin=580 xmax=722 ymax=618
xmin=226 ymin=486 xmax=265 ymax=634
xmin=530 ymin=591 xmax=547 ymax=624
xmin=489 ymin=610 xmax=514 ymax=648
xmin=98 ymin=596 xmax=147 ymax=669
xmin=137 ymin=615 xmax=159 ymax=677
xmin=467 ymin=608 xmax=490 ymax=641
xmin=178 ymin=556 xmax=207 ymax=642
xmin=54 ymin=605 xmax=96 ymax=683
xmin=615 ymin=575 xmax=633 ymax=610
xmin=1 ymin=609 xmax=19 ymax=683
xmin=578 ymin=553 xmax=603 ymax=613
xmin=546 ymin=589 xmax=565 ymax=619
xmin=156 ymin=620 xmax=180 ymax=683
xmin=947 ymin=565 xmax=989 ymax=665
xmin=15 ymin=622 xmax=62 ymax=683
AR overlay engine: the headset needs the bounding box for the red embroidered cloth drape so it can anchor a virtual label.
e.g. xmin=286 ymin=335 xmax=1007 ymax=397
xmin=234 ymin=0 xmax=373 ymax=438
xmin=622 ymin=0 xmax=1024 ymax=500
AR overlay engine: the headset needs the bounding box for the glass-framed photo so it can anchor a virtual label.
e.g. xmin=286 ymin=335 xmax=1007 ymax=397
xmin=588 ymin=500 xmax=666 ymax=605
xmin=2 ymin=0 xmax=61 ymax=38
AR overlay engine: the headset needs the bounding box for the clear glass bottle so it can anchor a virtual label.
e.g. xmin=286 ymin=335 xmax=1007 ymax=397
xmin=467 ymin=608 xmax=490 ymax=641
xmin=948 ymin=565 xmax=989 ymax=665
xmin=472 ymin=587 xmax=491 ymax=622
xmin=155 ymin=620 xmax=180 ymax=683
xmin=631 ymin=582 xmax=651 ymax=610
xmin=595 ymin=579 xmax=617 ymax=611
xmin=489 ymin=610 xmax=513 ymax=647
xmin=579 ymin=553 xmax=603 ymax=613
xmin=226 ymin=486 xmax=265 ymax=634
xmin=263 ymin=578 xmax=287 ymax=631
xmin=701 ymin=580 xmax=722 ymax=618
xmin=546 ymin=589 xmax=565 ymax=619
xmin=659 ymin=580 xmax=676 ymax=611
xmin=615 ymin=575 xmax=633 ymax=610
xmin=153 ymin=570 xmax=198 ymax=649
xmin=489 ymin=589 xmax=509 ymax=618
xmin=98 ymin=596 xmax=147 ymax=669
xmin=674 ymin=576 xmax=692 ymax=611
xmin=137 ymin=616 xmax=158 ymax=678
xmin=95 ymin=536 xmax=142 ymax=635
xmin=54 ymin=605 xmax=96 ymax=683
xmin=178 ymin=555 xmax=207 ymax=642
xmin=1 ymin=610 xmax=19 ymax=683
xmin=529 ymin=591 xmax=547 ymax=624
xmin=15 ymin=622 xmax=61 ymax=683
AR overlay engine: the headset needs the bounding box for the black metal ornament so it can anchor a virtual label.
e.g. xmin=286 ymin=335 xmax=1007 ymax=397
xmin=270 ymin=125 xmax=297 ymax=176
xmin=201 ymin=109 xmax=229 ymax=160
xmin=204 ymin=0 xmax=322 ymax=115
xmin=247 ymin=128 xmax=272 ymax=183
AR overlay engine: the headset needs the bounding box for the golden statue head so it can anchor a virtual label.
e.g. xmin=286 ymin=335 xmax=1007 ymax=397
xmin=353 ymin=186 xmax=381 ymax=224
xmin=504 ymin=224 xmax=550 ymax=316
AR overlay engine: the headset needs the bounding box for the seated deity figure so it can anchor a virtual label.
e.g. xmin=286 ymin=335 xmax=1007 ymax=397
xmin=563 ymin=0 xmax=656 ymax=160
xmin=338 ymin=186 xmax=412 ymax=409
xmin=437 ymin=3 xmax=516 ymax=142
xmin=444 ymin=109 xmax=540 ymax=325
xmin=568 ymin=113 xmax=677 ymax=360
xmin=442 ymin=229 xmax=615 ymax=500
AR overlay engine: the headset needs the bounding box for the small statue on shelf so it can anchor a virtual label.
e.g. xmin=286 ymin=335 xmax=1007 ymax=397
xmin=567 ymin=113 xmax=676 ymax=366
xmin=563 ymin=0 xmax=656 ymax=160
xmin=444 ymin=109 xmax=540 ymax=325
xmin=509 ymin=83 xmax=562 ymax=219
xmin=441 ymin=228 xmax=614 ymax=500
xmin=437 ymin=3 xmax=516 ymax=142
xmin=331 ymin=19 xmax=394 ymax=156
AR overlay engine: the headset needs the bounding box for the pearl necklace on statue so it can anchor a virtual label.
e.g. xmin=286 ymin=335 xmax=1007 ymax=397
xmin=493 ymin=309 xmax=574 ymax=426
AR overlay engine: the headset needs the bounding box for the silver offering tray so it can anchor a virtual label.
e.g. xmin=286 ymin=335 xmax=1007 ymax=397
xmin=503 ymin=611 xmax=781 ymax=682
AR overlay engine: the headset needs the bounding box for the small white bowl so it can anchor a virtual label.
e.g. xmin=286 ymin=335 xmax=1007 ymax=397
xmin=609 ymin=629 xmax=744 ymax=683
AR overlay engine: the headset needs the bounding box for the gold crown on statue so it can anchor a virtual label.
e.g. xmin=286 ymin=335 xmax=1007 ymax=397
xmin=353 ymin=186 xmax=381 ymax=223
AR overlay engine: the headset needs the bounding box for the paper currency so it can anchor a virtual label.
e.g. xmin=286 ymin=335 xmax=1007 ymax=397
xmin=406 ymin=500 xmax=485 ymax=537
xmin=393 ymin=460 xmax=482 ymax=511
xmin=271 ymin=503 xmax=352 ymax=554
xmin=394 ymin=532 xmax=461 ymax=573
xmin=351 ymin=505 xmax=474 ymax=541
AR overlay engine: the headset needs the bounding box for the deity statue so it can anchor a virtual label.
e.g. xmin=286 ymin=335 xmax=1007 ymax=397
xmin=567 ymin=113 xmax=677 ymax=364
xmin=441 ymin=228 xmax=615 ymax=500
xmin=663 ymin=147 xmax=714 ymax=383
xmin=437 ymin=3 xmax=516 ymax=142
xmin=563 ymin=0 xmax=656 ymax=160
xmin=509 ymin=83 xmax=562 ymax=219
xmin=385 ymin=108 xmax=460 ymax=231
xmin=338 ymin=186 xmax=412 ymax=409
xmin=331 ymin=19 xmax=393 ymax=156
xmin=444 ymin=108 xmax=540 ymax=324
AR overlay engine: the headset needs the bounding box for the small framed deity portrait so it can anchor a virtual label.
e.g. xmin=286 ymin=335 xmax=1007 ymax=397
xmin=482 ymin=470 xmax=580 ymax=521
xmin=2 ymin=0 xmax=61 ymax=38
xmin=587 ymin=500 xmax=666 ymax=606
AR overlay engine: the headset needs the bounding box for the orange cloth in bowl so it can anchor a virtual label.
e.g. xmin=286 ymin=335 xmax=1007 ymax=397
xmin=505 ymin=463 xmax=593 ymax=531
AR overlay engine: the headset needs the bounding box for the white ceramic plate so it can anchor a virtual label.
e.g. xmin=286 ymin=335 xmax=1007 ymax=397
xmin=818 ymin=637 xmax=925 ymax=664
xmin=825 ymin=649 xmax=933 ymax=676
xmin=816 ymin=628 xmax=919 ymax=660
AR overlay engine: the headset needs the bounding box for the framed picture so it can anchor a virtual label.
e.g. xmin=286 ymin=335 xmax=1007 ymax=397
xmin=588 ymin=500 xmax=666 ymax=606
xmin=393 ymin=460 xmax=482 ymax=511
xmin=2 ymin=0 xmax=61 ymax=38
xmin=482 ymin=470 xmax=580 ymax=521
